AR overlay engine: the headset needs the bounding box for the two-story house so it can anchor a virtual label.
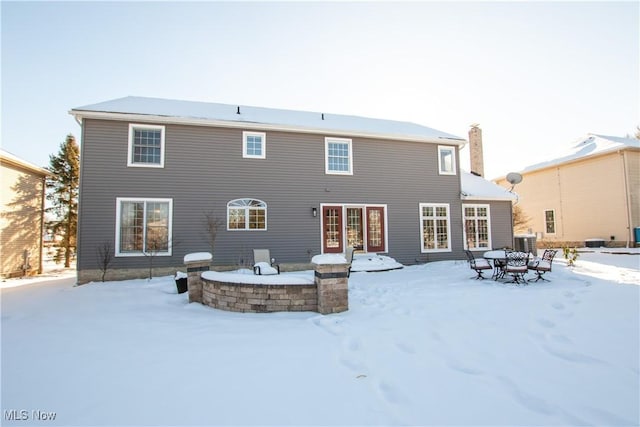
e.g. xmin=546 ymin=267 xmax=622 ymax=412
xmin=70 ymin=96 xmax=515 ymax=283
xmin=495 ymin=134 xmax=640 ymax=248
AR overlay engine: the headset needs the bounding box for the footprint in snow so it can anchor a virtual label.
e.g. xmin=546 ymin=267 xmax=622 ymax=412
xmin=311 ymin=316 xmax=344 ymax=336
xmin=537 ymin=318 xmax=556 ymax=328
xmin=551 ymin=302 xmax=565 ymax=310
xmin=376 ymin=380 xmax=407 ymax=405
xmin=395 ymin=340 xmax=416 ymax=354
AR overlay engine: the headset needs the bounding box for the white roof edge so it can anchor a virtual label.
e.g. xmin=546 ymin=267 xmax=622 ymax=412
xmin=0 ymin=149 xmax=50 ymax=176
xmin=69 ymin=110 xmax=467 ymax=146
xmin=461 ymin=195 xmax=516 ymax=201
xmin=507 ymin=134 xmax=640 ymax=176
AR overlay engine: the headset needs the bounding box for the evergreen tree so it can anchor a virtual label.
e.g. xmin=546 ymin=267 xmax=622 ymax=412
xmin=46 ymin=134 xmax=80 ymax=267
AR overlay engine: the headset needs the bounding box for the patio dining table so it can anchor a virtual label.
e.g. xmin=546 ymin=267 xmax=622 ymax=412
xmin=483 ymin=250 xmax=531 ymax=280
xmin=483 ymin=250 xmax=508 ymax=280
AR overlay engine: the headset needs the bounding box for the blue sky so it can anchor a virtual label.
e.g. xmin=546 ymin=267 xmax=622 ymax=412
xmin=2 ymin=1 xmax=638 ymax=179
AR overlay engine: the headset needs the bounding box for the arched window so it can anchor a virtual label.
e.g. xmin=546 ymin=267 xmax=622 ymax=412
xmin=227 ymin=198 xmax=267 ymax=230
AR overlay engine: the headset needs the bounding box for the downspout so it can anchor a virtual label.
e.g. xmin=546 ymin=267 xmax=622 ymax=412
xmin=39 ymin=174 xmax=46 ymax=274
xmin=621 ymin=150 xmax=632 ymax=248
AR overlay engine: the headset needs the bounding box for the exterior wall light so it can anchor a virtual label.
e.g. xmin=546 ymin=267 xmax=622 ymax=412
xmin=312 ymin=207 xmax=318 ymax=217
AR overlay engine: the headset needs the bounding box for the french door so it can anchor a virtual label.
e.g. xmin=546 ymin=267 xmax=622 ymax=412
xmin=322 ymin=205 xmax=386 ymax=254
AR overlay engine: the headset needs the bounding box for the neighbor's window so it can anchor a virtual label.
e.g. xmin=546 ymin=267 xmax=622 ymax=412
xmin=227 ymin=198 xmax=267 ymax=230
xmin=420 ymin=203 xmax=451 ymax=252
xmin=243 ymin=131 xmax=266 ymax=159
xmin=438 ymin=146 xmax=456 ymax=175
xmin=116 ymin=198 xmax=172 ymax=256
xmin=463 ymin=204 xmax=491 ymax=250
xmin=128 ymin=124 xmax=165 ymax=167
xmin=544 ymin=209 xmax=556 ymax=234
xmin=325 ymin=137 xmax=353 ymax=175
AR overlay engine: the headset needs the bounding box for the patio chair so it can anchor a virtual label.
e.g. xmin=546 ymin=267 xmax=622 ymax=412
xmin=253 ymin=249 xmax=280 ymax=275
xmin=504 ymin=251 xmax=528 ymax=284
xmin=345 ymin=246 xmax=355 ymax=277
xmin=465 ymin=250 xmax=493 ymax=280
xmin=527 ymin=249 xmax=558 ymax=282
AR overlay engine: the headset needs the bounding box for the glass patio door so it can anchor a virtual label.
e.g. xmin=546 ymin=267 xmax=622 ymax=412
xmin=322 ymin=205 xmax=343 ymax=253
xmin=346 ymin=207 xmax=364 ymax=250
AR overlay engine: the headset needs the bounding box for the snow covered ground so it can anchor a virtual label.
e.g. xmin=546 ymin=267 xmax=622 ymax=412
xmin=1 ymin=249 xmax=638 ymax=426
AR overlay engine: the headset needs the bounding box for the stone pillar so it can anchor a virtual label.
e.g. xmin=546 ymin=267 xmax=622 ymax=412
xmin=184 ymin=252 xmax=212 ymax=304
xmin=313 ymin=261 xmax=349 ymax=314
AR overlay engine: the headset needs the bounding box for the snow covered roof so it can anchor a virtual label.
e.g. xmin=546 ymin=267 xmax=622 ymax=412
xmin=521 ymin=134 xmax=639 ymax=174
xmin=70 ymin=96 xmax=466 ymax=145
xmin=460 ymin=171 xmax=517 ymax=201
xmin=0 ymin=149 xmax=50 ymax=176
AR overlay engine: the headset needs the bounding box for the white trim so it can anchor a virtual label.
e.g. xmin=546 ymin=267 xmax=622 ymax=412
xmin=462 ymin=203 xmax=492 ymax=251
xmin=127 ymin=123 xmax=165 ymax=168
xmin=543 ymin=209 xmax=556 ymax=235
xmin=325 ymin=137 xmax=353 ymax=175
xmin=70 ymin=110 xmax=467 ymax=147
xmin=419 ymin=203 xmax=452 ymax=253
xmin=438 ymin=145 xmax=456 ymax=175
xmin=242 ymin=131 xmax=266 ymax=159
xmin=115 ymin=197 xmax=173 ymax=257
xmin=226 ymin=198 xmax=268 ymax=231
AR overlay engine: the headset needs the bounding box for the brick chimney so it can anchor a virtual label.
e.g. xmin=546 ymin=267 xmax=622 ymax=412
xmin=468 ymin=124 xmax=484 ymax=177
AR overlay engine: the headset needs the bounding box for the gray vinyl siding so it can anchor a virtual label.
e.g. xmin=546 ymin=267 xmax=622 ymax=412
xmin=78 ymin=118 xmax=510 ymax=274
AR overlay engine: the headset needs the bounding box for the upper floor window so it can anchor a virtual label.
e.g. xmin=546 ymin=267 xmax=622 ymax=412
xmin=115 ymin=197 xmax=172 ymax=256
xmin=243 ymin=131 xmax=266 ymax=159
xmin=544 ymin=209 xmax=556 ymax=234
xmin=227 ymin=198 xmax=267 ymax=230
xmin=420 ymin=203 xmax=451 ymax=252
xmin=128 ymin=124 xmax=165 ymax=168
xmin=325 ymin=137 xmax=353 ymax=175
xmin=463 ymin=204 xmax=491 ymax=250
xmin=438 ymin=146 xmax=456 ymax=175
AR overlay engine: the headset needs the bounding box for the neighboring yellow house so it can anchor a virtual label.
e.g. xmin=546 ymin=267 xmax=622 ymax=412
xmin=0 ymin=149 xmax=49 ymax=277
xmin=495 ymin=134 xmax=640 ymax=248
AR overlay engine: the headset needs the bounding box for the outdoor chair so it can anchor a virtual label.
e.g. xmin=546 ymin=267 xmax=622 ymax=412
xmin=504 ymin=251 xmax=528 ymax=284
xmin=491 ymin=247 xmax=510 ymax=280
xmin=465 ymin=250 xmax=493 ymax=280
xmin=528 ymin=249 xmax=558 ymax=282
xmin=253 ymin=249 xmax=280 ymax=275
xmin=345 ymin=246 xmax=355 ymax=277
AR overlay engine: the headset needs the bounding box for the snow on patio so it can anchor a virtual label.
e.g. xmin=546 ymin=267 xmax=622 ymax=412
xmin=1 ymin=249 xmax=638 ymax=426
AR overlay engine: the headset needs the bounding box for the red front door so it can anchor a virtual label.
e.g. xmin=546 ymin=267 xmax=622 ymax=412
xmin=322 ymin=206 xmax=343 ymax=253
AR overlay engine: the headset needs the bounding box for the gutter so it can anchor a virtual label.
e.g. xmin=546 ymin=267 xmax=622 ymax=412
xmin=68 ymin=110 xmax=467 ymax=147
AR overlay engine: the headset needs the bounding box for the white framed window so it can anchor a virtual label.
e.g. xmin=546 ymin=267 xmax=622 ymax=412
xmin=420 ymin=203 xmax=451 ymax=252
xmin=325 ymin=137 xmax=353 ymax=175
xmin=243 ymin=131 xmax=266 ymax=159
xmin=128 ymin=124 xmax=165 ymax=168
xmin=463 ymin=204 xmax=492 ymax=250
xmin=544 ymin=209 xmax=556 ymax=235
xmin=438 ymin=146 xmax=456 ymax=175
xmin=115 ymin=198 xmax=173 ymax=257
xmin=227 ymin=198 xmax=267 ymax=231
